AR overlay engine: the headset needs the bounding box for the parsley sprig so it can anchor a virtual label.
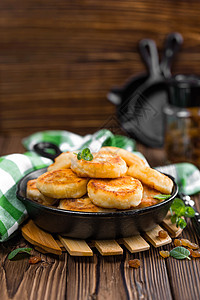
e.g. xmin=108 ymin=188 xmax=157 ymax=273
xmin=169 ymin=198 xmax=195 ymax=229
xmin=74 ymin=148 xmax=93 ymax=161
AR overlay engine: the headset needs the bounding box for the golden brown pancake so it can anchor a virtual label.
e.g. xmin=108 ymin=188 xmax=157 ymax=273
xmin=47 ymin=151 xmax=74 ymax=171
xmin=26 ymin=179 xmax=57 ymax=206
xmin=127 ymin=164 xmax=173 ymax=194
xmin=58 ymin=186 xmax=162 ymax=212
xmin=71 ymin=150 xmax=127 ymax=178
xmin=58 ymin=196 xmax=115 ymax=212
xmin=101 ymin=146 xmax=173 ymax=194
xmin=36 ymin=169 xmax=88 ymax=199
xmin=99 ymin=146 xmax=146 ymax=167
xmin=137 ymin=185 xmax=164 ymax=208
xmin=87 ymin=176 xmax=143 ymax=209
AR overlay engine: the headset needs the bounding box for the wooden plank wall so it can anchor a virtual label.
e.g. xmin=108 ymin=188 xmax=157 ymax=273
xmin=1 ymin=0 xmax=200 ymax=136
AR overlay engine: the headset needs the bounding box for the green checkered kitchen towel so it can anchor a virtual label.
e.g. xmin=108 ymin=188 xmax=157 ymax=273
xmin=0 ymin=129 xmax=199 ymax=242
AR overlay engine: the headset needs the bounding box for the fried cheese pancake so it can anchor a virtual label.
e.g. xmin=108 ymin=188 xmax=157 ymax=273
xmin=137 ymin=184 xmax=165 ymax=208
xmin=101 ymin=146 xmax=173 ymax=194
xmin=87 ymin=176 xmax=143 ymax=209
xmin=58 ymin=196 xmax=115 ymax=212
xmin=47 ymin=151 xmax=73 ymax=171
xmin=127 ymin=164 xmax=173 ymax=194
xmin=27 ymin=179 xmax=57 ymax=206
xmin=71 ymin=150 xmax=127 ymax=178
xmin=36 ymin=169 xmax=88 ymax=199
xmin=99 ymin=146 xmax=146 ymax=167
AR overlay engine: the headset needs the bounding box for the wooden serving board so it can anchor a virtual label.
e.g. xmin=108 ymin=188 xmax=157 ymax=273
xmin=21 ymin=213 xmax=183 ymax=257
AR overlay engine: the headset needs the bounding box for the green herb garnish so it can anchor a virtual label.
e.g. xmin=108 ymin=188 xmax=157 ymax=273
xmin=8 ymin=247 xmax=32 ymax=260
xmin=154 ymin=194 xmax=171 ymax=200
xmin=77 ymin=152 xmax=82 ymax=160
xmin=184 ymin=206 xmax=196 ymax=218
xmin=75 ymin=148 xmax=93 ymax=161
xmin=169 ymin=198 xmax=195 ymax=229
xmin=170 ymin=246 xmax=191 ymax=260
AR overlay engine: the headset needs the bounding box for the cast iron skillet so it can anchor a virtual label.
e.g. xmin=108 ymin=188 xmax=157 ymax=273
xmin=107 ymin=38 xmax=158 ymax=108
xmin=107 ymin=32 xmax=183 ymax=148
xmin=17 ymin=143 xmax=178 ymax=240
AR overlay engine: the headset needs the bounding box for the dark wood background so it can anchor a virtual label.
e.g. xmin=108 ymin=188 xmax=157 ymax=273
xmin=1 ymin=0 xmax=200 ymax=137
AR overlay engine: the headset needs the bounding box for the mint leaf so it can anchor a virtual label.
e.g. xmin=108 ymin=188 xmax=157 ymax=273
xmin=170 ymin=246 xmax=191 ymax=260
xmin=82 ymin=148 xmax=90 ymax=155
xmin=77 ymin=152 xmax=82 ymax=160
xmin=176 ymin=218 xmax=187 ymax=229
xmin=153 ymin=194 xmax=171 ymax=200
xmin=8 ymin=247 xmax=32 ymax=260
xmin=170 ymin=197 xmax=195 ymax=229
xmin=82 ymin=148 xmax=93 ymax=161
xmin=170 ymin=198 xmax=185 ymax=213
xmin=171 ymin=214 xmax=178 ymax=224
xmin=184 ymin=206 xmax=195 ymax=218
xmin=77 ymin=148 xmax=93 ymax=161
xmin=177 ymin=206 xmax=186 ymax=217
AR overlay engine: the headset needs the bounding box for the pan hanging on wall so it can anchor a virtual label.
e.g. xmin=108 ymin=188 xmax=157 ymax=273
xmin=107 ymin=32 xmax=183 ymax=148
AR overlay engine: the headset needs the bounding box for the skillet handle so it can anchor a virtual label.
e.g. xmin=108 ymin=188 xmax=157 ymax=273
xmin=107 ymin=87 xmax=123 ymax=105
xmin=139 ymin=39 xmax=161 ymax=78
xmin=160 ymin=32 xmax=183 ymax=78
xmin=33 ymin=142 xmax=62 ymax=161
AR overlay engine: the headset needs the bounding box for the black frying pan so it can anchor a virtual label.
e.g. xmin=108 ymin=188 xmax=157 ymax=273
xmin=107 ymin=32 xmax=183 ymax=148
xmin=16 ymin=142 xmax=178 ymax=240
xmin=107 ymin=39 xmax=158 ymax=107
xmin=122 ymin=38 xmax=167 ymax=148
xmin=17 ymin=169 xmax=178 ymax=240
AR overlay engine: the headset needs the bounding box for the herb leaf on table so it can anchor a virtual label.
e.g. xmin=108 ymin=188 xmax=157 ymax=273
xmin=170 ymin=246 xmax=191 ymax=260
xmin=8 ymin=247 xmax=32 ymax=260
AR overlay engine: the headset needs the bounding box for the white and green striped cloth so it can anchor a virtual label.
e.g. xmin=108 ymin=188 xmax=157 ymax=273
xmin=0 ymin=153 xmax=52 ymax=242
xmin=0 ymin=129 xmax=199 ymax=242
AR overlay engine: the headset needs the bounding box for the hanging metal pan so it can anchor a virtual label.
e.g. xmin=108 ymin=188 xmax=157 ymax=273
xmin=108 ymin=32 xmax=183 ymax=148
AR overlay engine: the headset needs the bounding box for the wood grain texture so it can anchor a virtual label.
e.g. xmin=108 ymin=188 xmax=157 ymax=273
xmin=94 ymin=240 xmax=123 ymax=256
xmin=144 ymin=225 xmax=172 ymax=248
xmin=122 ymin=249 xmax=173 ymax=300
xmin=58 ymin=236 xmax=93 ymax=256
xmin=22 ymin=220 xmax=62 ymax=255
xmin=162 ymin=212 xmax=183 ymax=238
xmin=1 ymin=0 xmax=200 ymax=136
xmin=65 ymin=254 xmax=98 ymax=300
xmin=0 ymin=235 xmax=68 ymax=300
xmin=122 ymin=235 xmax=150 ymax=253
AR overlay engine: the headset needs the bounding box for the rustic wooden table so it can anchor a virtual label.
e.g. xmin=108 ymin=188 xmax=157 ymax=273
xmin=0 ymin=135 xmax=199 ymax=300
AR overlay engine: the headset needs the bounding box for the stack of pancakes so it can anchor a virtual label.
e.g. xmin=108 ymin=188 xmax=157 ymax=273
xmin=26 ymin=147 xmax=173 ymax=212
